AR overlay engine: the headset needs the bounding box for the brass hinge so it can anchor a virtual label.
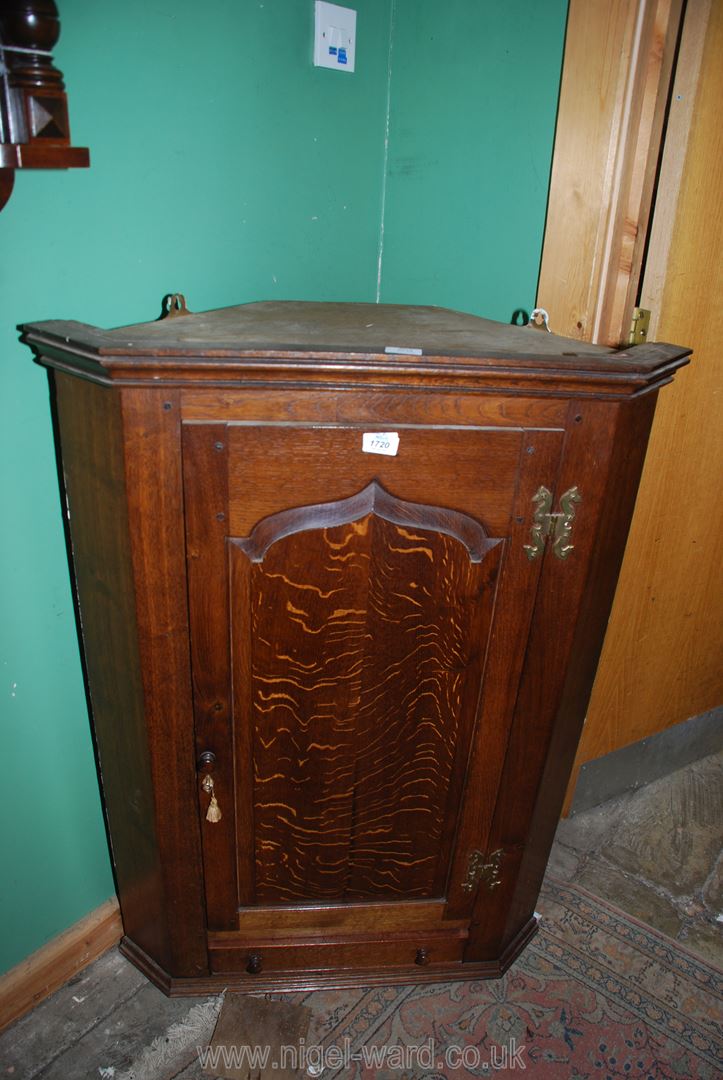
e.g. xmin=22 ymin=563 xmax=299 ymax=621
xmin=628 ymin=307 xmax=651 ymax=346
xmin=523 ymin=485 xmax=581 ymax=561
xmin=461 ymin=848 xmax=504 ymax=892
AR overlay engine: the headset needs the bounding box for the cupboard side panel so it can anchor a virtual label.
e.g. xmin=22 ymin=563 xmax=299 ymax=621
xmin=120 ymin=389 xmax=208 ymax=976
xmin=502 ymin=393 xmax=659 ymax=936
xmin=53 ymin=373 xmax=171 ymax=970
xmin=465 ymin=395 xmax=657 ymax=959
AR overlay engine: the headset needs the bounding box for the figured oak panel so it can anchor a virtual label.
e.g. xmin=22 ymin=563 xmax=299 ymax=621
xmin=230 ymin=483 xmax=502 ymax=905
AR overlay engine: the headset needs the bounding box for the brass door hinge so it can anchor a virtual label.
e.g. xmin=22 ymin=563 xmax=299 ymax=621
xmin=628 ymin=307 xmax=651 ymax=346
xmin=462 ymin=848 xmax=504 ymax=892
xmin=523 ymin=485 xmax=581 ymax=561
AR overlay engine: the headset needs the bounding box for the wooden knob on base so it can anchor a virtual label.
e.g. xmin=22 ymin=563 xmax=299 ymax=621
xmin=246 ymin=953 xmax=263 ymax=975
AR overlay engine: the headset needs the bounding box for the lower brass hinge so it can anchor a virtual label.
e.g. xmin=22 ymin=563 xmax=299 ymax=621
xmin=462 ymin=848 xmax=504 ymax=892
xmin=523 ymin=486 xmax=581 ymax=561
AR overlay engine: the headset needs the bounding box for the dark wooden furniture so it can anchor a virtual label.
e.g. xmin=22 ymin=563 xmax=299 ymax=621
xmin=0 ymin=1 xmax=89 ymax=211
xmin=22 ymin=300 xmax=690 ymax=994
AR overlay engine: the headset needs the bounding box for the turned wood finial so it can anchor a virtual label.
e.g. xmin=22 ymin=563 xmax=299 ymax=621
xmin=0 ymin=1 xmax=64 ymax=91
xmin=0 ymin=0 xmax=89 ymax=210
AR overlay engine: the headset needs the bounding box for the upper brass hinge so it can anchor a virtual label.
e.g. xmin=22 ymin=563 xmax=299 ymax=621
xmin=462 ymin=848 xmax=504 ymax=892
xmin=523 ymin=485 xmax=581 ymax=561
xmin=628 ymin=307 xmax=651 ymax=346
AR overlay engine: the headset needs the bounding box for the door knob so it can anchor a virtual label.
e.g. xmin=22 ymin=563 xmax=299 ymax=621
xmin=246 ymin=953 xmax=262 ymax=975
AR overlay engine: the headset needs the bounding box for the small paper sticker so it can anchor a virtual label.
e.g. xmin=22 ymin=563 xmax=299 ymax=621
xmin=384 ymin=345 xmax=423 ymax=355
xmin=362 ymin=432 xmax=400 ymax=457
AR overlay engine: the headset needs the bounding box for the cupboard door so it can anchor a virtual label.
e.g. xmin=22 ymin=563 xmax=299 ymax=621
xmin=183 ymin=423 xmax=563 ymax=932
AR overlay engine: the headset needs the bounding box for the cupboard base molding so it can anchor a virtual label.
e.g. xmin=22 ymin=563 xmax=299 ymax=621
xmin=119 ymin=916 xmax=539 ymax=996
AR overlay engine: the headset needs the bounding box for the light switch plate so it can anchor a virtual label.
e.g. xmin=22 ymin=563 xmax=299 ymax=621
xmin=314 ymin=1 xmax=356 ymax=72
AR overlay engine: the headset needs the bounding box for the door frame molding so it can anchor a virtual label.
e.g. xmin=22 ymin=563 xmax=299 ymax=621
xmin=540 ymin=0 xmax=717 ymax=815
xmin=537 ymin=0 xmax=684 ymax=347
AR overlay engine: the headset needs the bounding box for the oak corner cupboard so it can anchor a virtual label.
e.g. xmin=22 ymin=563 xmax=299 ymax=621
xmin=21 ymin=300 xmax=690 ymax=994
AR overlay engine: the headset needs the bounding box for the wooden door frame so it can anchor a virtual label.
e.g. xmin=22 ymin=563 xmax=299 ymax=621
xmin=537 ymin=0 xmax=716 ymax=813
xmin=537 ymin=0 xmax=684 ymax=348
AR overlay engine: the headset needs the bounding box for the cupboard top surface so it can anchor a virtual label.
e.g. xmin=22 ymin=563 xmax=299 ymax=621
xmin=33 ymin=301 xmax=614 ymax=357
xmin=22 ymin=301 xmax=690 ymax=396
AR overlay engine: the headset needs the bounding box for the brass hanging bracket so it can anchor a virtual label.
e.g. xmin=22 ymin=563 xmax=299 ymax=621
xmin=528 ymin=307 xmax=552 ymax=332
xmin=523 ymin=485 xmax=581 ymax=561
xmin=461 ymin=848 xmax=504 ymax=892
xmin=161 ymin=293 xmax=192 ymax=319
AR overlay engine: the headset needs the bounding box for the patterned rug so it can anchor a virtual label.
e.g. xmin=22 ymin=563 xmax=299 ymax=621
xmin=294 ymin=878 xmax=723 ymax=1079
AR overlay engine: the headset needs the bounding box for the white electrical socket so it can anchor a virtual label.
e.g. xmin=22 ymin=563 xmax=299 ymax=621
xmin=314 ymin=1 xmax=356 ymax=73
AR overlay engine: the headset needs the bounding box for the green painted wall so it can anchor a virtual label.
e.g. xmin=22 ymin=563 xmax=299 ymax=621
xmin=380 ymin=0 xmax=568 ymax=316
xmin=0 ymin=0 xmax=393 ymax=976
xmin=0 ymin=0 xmax=566 ymax=975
